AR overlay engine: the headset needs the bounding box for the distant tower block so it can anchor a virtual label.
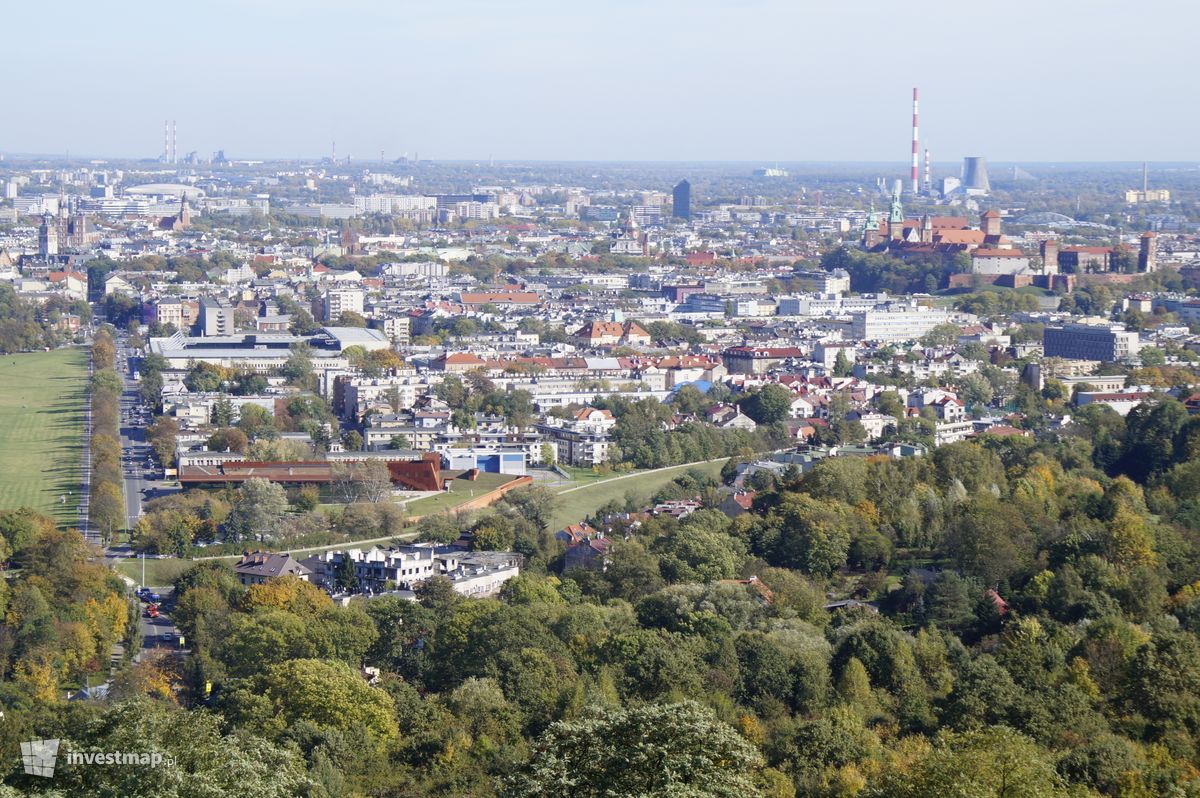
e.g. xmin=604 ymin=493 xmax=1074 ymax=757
xmin=962 ymin=156 xmax=990 ymax=192
xmin=1139 ymin=232 xmax=1158 ymax=272
xmin=923 ymin=148 xmax=931 ymax=194
xmin=672 ymin=179 xmax=691 ymax=220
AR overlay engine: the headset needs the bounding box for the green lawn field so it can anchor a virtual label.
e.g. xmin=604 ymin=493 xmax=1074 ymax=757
xmin=403 ymin=471 xmax=522 ymax=516
xmin=548 ymin=459 xmax=728 ymax=531
xmin=0 ymin=348 xmax=88 ymax=526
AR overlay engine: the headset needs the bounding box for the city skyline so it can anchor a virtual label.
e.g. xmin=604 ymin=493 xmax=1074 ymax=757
xmin=4 ymin=0 xmax=1194 ymax=163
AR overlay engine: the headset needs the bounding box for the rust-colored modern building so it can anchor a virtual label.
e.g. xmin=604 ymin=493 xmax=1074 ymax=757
xmin=178 ymin=452 xmax=444 ymax=492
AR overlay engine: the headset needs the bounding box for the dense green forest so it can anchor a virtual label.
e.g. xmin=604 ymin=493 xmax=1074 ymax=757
xmin=6 ymin=399 xmax=1200 ymax=795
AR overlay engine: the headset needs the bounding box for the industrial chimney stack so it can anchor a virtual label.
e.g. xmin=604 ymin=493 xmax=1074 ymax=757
xmin=910 ymin=88 xmax=920 ymax=194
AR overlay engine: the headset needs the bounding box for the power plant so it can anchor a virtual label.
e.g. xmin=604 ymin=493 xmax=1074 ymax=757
xmin=898 ymin=89 xmax=992 ymax=199
xmin=962 ymin=156 xmax=990 ymax=193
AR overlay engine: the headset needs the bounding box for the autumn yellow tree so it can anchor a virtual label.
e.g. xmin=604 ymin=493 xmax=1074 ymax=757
xmin=241 ymin=575 xmax=332 ymax=614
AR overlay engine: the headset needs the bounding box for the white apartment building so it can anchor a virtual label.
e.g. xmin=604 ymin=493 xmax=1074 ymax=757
xmin=777 ymin=293 xmax=891 ymax=317
xmin=380 ymin=315 xmax=411 ymax=346
xmin=851 ymin=306 xmax=951 ymax=342
xmin=453 ymin=201 xmax=500 ymax=220
xmin=535 ymin=409 xmax=615 ymax=466
xmin=354 ymin=194 xmax=437 ymax=213
xmin=303 ymin=545 xmax=521 ymax=597
xmin=324 ymin=288 xmax=365 ymax=321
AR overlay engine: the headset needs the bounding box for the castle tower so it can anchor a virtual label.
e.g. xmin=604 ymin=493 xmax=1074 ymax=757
xmin=1139 ymin=232 xmax=1158 ymax=272
xmin=1040 ymin=239 xmax=1059 ymax=275
xmin=980 ymin=209 xmax=1002 ymax=237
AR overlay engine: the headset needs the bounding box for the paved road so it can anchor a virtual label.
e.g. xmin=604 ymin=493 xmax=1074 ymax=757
xmin=133 ymin=588 xmax=182 ymax=663
xmin=115 ymin=338 xmax=161 ymax=531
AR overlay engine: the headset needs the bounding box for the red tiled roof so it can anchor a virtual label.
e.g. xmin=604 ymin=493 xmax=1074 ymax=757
xmin=928 ymin=216 xmax=969 ymax=229
xmin=460 ymin=291 xmax=541 ymax=305
xmin=973 ymin=248 xmax=1026 ymax=258
xmin=932 ymin=230 xmax=987 ymax=245
xmin=442 ymin=353 xmax=487 ymax=365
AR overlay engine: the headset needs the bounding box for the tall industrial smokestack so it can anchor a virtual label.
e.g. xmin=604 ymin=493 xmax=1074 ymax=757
xmin=1143 ymin=161 xmax=1148 ymax=193
xmin=924 ymin=148 xmax=931 ymax=194
xmin=910 ymin=88 xmax=920 ymax=194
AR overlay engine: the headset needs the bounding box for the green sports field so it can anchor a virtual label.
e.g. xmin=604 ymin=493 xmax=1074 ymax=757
xmin=0 ymin=348 xmax=89 ymax=525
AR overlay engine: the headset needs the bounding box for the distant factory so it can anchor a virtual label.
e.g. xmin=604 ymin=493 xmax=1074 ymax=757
xmin=898 ymin=87 xmax=990 ymax=199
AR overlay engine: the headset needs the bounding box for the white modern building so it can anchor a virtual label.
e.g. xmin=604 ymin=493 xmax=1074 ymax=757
xmin=851 ymin=306 xmax=951 ymax=342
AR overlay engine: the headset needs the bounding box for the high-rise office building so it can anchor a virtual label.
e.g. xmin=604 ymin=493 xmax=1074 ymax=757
xmin=1043 ymin=323 xmax=1141 ymax=362
xmin=672 ymin=179 xmax=691 ymax=221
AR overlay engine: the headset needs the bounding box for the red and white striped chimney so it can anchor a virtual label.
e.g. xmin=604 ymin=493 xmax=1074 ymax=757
xmin=910 ymin=87 xmax=920 ymax=194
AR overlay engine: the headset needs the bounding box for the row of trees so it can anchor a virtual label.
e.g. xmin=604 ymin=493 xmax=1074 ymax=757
xmin=89 ymin=330 xmax=125 ymax=541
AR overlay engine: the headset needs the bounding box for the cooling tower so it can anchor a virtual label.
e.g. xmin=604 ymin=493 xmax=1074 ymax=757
xmin=962 ymin=156 xmax=990 ymax=192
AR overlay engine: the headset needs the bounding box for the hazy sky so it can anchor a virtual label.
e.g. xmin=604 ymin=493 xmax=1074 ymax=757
xmin=4 ymin=0 xmax=1191 ymax=163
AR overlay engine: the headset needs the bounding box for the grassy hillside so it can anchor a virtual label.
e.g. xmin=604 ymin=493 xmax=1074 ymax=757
xmin=549 ymin=459 xmax=727 ymax=531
